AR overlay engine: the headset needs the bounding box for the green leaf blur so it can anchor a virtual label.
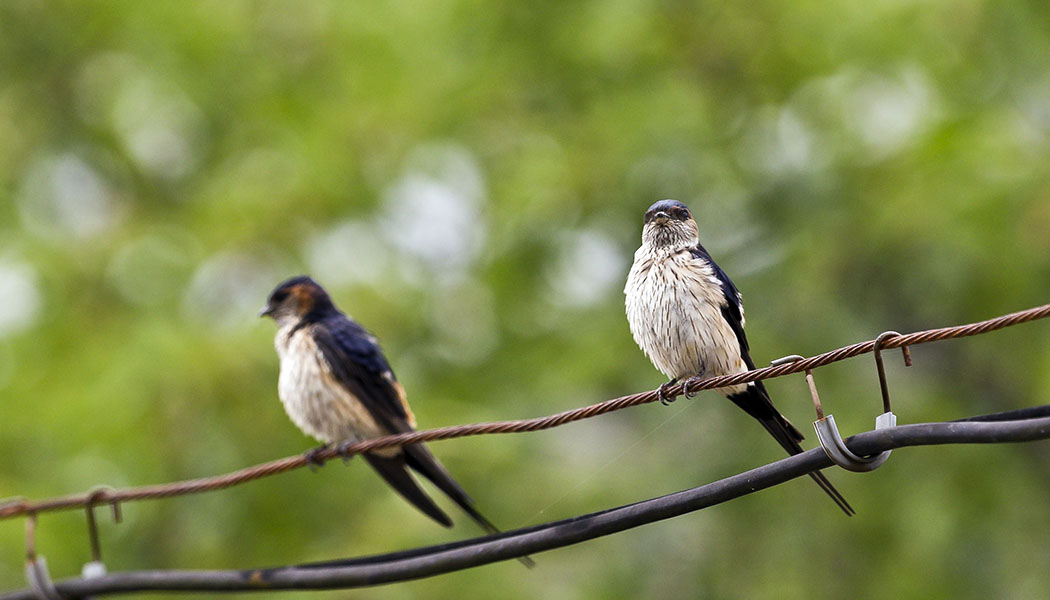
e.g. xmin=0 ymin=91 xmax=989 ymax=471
xmin=1 ymin=1 xmax=1049 ymax=598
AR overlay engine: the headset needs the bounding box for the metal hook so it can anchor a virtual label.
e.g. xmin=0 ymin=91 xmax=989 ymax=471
xmin=26 ymin=557 xmax=63 ymax=600
xmin=25 ymin=513 xmax=38 ymax=562
xmin=769 ymin=355 xmax=824 ymax=419
xmin=85 ymin=505 xmax=101 ymax=563
xmin=82 ymin=488 xmax=112 ymax=579
xmin=873 ymin=331 xmax=897 ymax=413
xmin=813 ymin=412 xmax=897 ymax=472
xmin=873 ymin=331 xmax=913 ymax=413
xmin=805 ymin=369 xmax=824 ymax=420
xmin=25 ymin=514 xmax=64 ymax=600
xmin=770 ymin=353 xmax=897 ymax=472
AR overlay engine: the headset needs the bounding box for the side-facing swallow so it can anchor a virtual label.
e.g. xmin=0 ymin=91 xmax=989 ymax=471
xmin=261 ymin=276 xmax=535 ymax=563
xmin=624 ymin=200 xmax=854 ymax=516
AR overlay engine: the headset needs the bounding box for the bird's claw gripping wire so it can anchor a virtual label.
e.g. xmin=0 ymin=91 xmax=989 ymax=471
xmin=680 ymin=361 xmax=705 ymax=399
xmin=335 ymin=442 xmax=357 ymax=464
xmin=303 ymin=445 xmax=330 ymax=470
xmin=657 ymin=379 xmax=680 ymax=405
xmin=682 ymin=370 xmax=707 ymax=399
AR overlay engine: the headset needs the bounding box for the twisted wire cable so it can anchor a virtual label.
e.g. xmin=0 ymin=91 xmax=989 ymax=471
xmin=1 ymin=302 xmax=1047 ymax=520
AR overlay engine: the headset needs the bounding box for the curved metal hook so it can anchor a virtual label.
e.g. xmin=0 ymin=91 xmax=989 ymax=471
xmin=873 ymin=331 xmax=899 ymax=413
xmin=803 ymin=331 xmax=910 ymax=473
xmin=24 ymin=515 xmax=63 ymax=600
xmin=873 ymin=330 xmax=913 ymax=414
xmin=83 ymin=486 xmax=117 ymax=577
xmin=814 ymin=412 xmax=897 ymax=472
xmin=771 ymin=353 xmax=898 ymax=472
xmin=25 ymin=556 xmax=63 ymax=600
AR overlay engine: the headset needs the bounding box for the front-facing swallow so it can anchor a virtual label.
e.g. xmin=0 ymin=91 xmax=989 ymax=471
xmin=261 ymin=276 xmax=534 ymax=565
xmin=624 ymin=200 xmax=854 ymax=516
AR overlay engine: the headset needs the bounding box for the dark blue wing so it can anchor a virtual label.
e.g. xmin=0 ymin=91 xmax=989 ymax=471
xmin=689 ymin=244 xmax=754 ymax=368
xmin=309 ymin=314 xmax=414 ymax=432
xmin=688 ymin=247 xmax=850 ymax=512
xmin=310 ymin=313 xmax=523 ymax=535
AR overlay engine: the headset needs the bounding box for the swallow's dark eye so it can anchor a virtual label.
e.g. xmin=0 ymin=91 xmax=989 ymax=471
xmin=272 ymin=290 xmax=289 ymax=303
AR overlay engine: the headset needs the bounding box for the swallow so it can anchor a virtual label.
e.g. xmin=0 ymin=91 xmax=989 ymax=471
xmin=624 ymin=200 xmax=854 ymax=516
xmin=261 ymin=276 xmax=536 ymax=564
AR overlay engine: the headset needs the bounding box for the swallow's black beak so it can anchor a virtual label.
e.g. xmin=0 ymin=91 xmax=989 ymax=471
xmin=651 ymin=211 xmax=670 ymax=224
xmin=258 ymin=304 xmax=274 ymax=318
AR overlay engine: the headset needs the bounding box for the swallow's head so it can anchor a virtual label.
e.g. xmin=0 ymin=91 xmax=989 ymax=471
xmin=642 ymin=199 xmax=698 ymax=248
xmin=260 ymin=275 xmax=335 ymax=326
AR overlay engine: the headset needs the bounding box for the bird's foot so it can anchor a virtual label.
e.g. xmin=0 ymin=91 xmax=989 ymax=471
xmin=303 ymin=444 xmax=330 ymax=471
xmin=335 ymin=442 xmax=357 ymax=464
xmin=658 ymin=378 xmax=680 ymax=406
xmin=683 ymin=376 xmax=703 ymax=398
xmin=683 ymin=363 xmax=706 ymax=398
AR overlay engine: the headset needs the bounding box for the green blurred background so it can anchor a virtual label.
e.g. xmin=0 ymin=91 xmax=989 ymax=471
xmin=2 ymin=0 xmax=1050 ymax=598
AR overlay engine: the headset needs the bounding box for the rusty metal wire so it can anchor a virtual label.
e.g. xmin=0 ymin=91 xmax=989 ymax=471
xmin=1 ymin=302 xmax=1048 ymax=522
xmin=2 ymin=407 xmax=1050 ymax=598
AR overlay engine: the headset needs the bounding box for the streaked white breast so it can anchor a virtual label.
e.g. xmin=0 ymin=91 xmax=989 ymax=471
xmin=274 ymin=323 xmax=395 ymax=453
xmin=624 ymin=245 xmax=748 ymax=395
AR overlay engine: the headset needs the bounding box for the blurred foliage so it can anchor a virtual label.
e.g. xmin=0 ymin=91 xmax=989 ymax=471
xmin=1 ymin=0 xmax=1050 ymax=598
